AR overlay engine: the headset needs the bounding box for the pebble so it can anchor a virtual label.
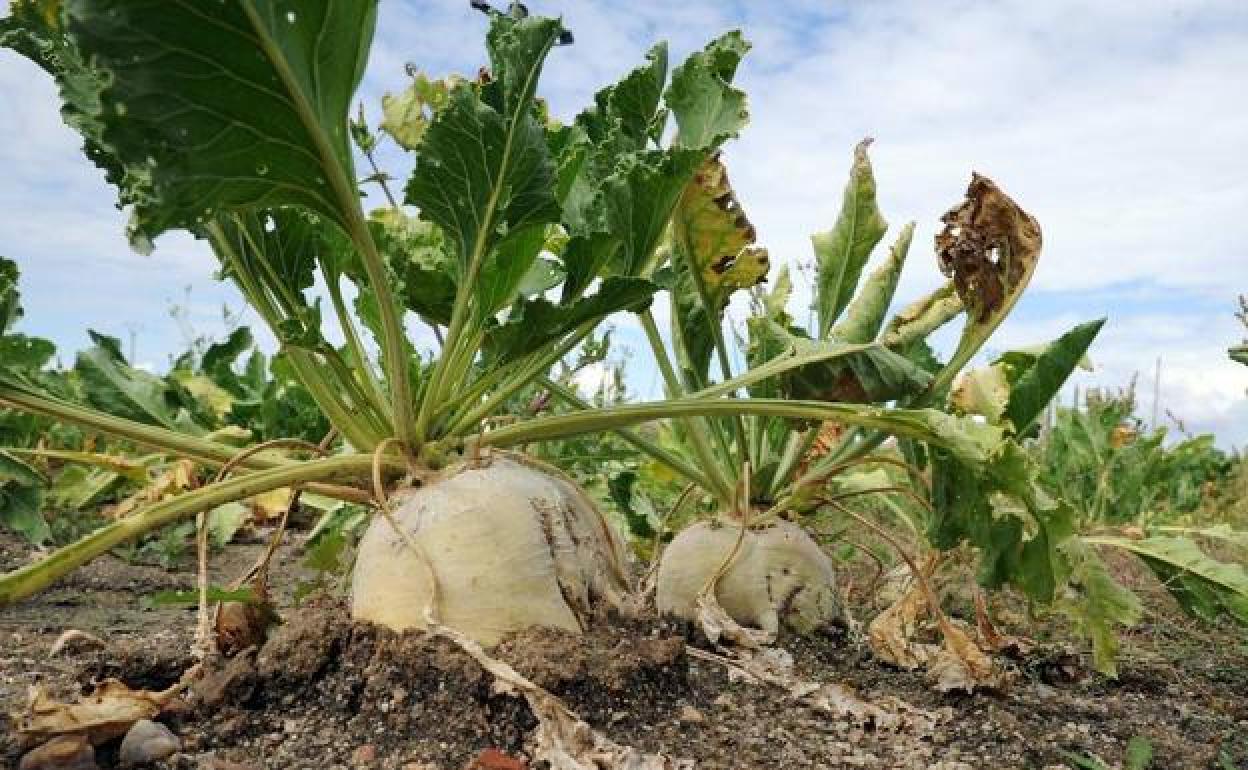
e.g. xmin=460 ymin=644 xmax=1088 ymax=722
xmin=352 ymin=744 xmax=377 ymax=764
xmin=19 ymin=735 xmax=97 ymax=770
xmin=678 ymin=705 xmax=706 ymax=724
xmin=119 ymin=719 xmax=181 ymax=766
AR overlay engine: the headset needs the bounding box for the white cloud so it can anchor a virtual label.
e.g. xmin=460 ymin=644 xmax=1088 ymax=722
xmin=1 ymin=0 xmax=1245 ymax=447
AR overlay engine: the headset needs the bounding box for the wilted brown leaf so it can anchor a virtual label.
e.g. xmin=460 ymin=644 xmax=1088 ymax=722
xmin=936 ymin=173 xmax=1041 ymax=323
xmin=12 ymin=678 xmax=186 ymax=747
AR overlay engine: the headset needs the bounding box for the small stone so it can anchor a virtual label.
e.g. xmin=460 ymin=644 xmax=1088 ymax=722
xmin=712 ymin=694 xmax=732 ymax=707
xmin=352 ymin=744 xmax=377 ymax=764
xmin=678 ymin=705 xmax=706 ymax=724
xmin=19 ymin=735 xmax=97 ymax=770
xmin=119 ymin=719 xmax=180 ymax=766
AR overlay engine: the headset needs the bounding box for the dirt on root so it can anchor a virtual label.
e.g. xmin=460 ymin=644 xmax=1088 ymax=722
xmin=2 ymin=531 xmax=1247 ymax=770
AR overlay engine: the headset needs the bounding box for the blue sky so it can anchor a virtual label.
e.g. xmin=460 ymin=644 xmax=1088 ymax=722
xmin=2 ymin=0 xmax=1246 ymax=446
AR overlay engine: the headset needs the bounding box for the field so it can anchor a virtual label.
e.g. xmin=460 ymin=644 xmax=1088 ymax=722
xmin=3 ymin=530 xmax=1246 ymax=770
xmin=1 ymin=2 xmax=1246 ymax=769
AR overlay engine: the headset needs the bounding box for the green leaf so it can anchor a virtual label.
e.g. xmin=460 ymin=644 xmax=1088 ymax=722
xmin=207 ymin=502 xmax=249 ymax=548
xmin=1088 ymin=535 xmax=1248 ymax=624
xmin=0 ymin=482 xmax=50 ymax=545
xmin=812 ymin=140 xmax=888 ymax=338
xmin=48 ymin=463 xmax=127 ymax=511
xmin=999 ymin=319 xmax=1105 ymax=434
xmin=404 ymin=15 xmax=565 ymax=317
xmin=76 ymin=332 xmax=207 ymax=436
xmin=1125 ymin=736 xmax=1154 ymax=770
xmin=830 ymin=223 xmax=914 ymax=345
xmin=7 ymin=0 xmax=379 ymax=248
xmin=666 ymin=31 xmax=751 ymax=150
xmin=1057 ymin=537 xmax=1143 ymax=676
xmin=1231 ymin=344 xmax=1248 ymax=367
xmin=200 ymin=327 xmax=255 ymax=381
xmin=881 ymin=282 xmax=964 ymax=350
xmin=362 ymin=208 xmax=458 ymax=327
xmin=746 ymin=318 xmax=933 ymax=404
xmin=485 ymin=277 xmax=657 ymax=365
xmin=141 ymin=585 xmax=261 ymax=609
xmin=574 ymin=42 xmax=668 ymax=150
xmin=0 ymin=256 xmax=57 ymax=373
xmin=931 ymin=442 xmax=1075 ymax=602
xmin=950 ymin=365 xmax=1012 ymax=424
xmin=607 ymin=470 xmax=658 ymax=539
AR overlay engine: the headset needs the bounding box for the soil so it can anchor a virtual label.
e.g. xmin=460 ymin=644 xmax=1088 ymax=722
xmin=2 ymin=530 xmax=1246 ymax=770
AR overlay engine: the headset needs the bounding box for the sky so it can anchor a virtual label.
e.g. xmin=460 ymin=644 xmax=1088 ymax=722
xmin=1 ymin=0 xmax=1246 ymax=447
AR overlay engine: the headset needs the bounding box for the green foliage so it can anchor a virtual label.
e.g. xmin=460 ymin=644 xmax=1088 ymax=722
xmin=812 ymin=140 xmax=888 ymax=338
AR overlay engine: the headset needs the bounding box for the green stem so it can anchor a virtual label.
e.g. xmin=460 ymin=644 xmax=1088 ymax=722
xmin=324 ymin=269 xmax=392 ymax=421
xmin=639 ymin=311 xmax=735 ymax=504
xmin=209 ymin=221 xmax=380 ymax=450
xmin=477 ymin=398 xmax=980 ymax=457
xmin=447 ymin=323 xmax=593 ymax=437
xmin=0 ymin=454 xmax=388 ymax=605
xmin=538 ymin=377 xmax=715 ymax=494
xmin=243 ymin=2 xmax=415 ymax=449
xmin=0 ymin=382 xmax=286 ymax=470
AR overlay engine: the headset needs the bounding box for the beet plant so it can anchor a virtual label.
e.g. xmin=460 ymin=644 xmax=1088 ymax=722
xmin=564 ymin=137 xmax=1163 ymax=680
xmin=0 ymin=1 xmax=1006 ymax=661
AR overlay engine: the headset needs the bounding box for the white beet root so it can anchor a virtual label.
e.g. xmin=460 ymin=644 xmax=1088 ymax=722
xmin=656 ymin=518 xmax=839 ymax=635
xmin=351 ymin=456 xmax=630 ymax=645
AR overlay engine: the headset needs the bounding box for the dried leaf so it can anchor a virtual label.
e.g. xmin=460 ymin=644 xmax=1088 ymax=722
xmin=866 ymin=572 xmax=929 ymax=669
xmin=936 ymin=173 xmax=1041 ymax=323
xmin=12 ymin=678 xmax=185 ymax=747
xmin=926 ymin=621 xmax=1013 ymax=693
xmin=214 ymin=576 xmax=280 ymax=657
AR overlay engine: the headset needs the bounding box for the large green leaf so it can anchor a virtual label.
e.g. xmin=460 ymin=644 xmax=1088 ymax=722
xmin=4 ymin=0 xmax=378 ymax=247
xmin=75 ymin=332 xmax=206 ymax=436
xmin=1088 ymin=535 xmax=1248 ymax=625
xmin=746 ymin=318 xmax=933 ymax=404
xmin=999 ymin=319 xmax=1105 ymax=435
xmin=484 ymin=277 xmax=657 ymax=365
xmin=812 ymin=140 xmax=888 ymax=338
xmin=1057 ymin=537 xmax=1143 ymax=676
xmin=666 ymin=31 xmax=751 ymax=150
xmin=931 ymin=442 xmax=1076 ymax=602
xmin=830 ymin=224 xmax=914 ymax=345
xmin=404 ymin=15 xmax=565 ymax=318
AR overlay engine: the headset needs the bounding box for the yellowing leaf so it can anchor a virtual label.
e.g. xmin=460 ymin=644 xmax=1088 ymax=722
xmin=380 ymin=71 xmax=453 ymax=150
xmin=171 ymin=372 xmax=235 ymax=418
xmin=950 ymin=365 xmax=1010 ymax=424
xmin=249 ymin=487 xmax=295 ymax=523
xmin=677 ymin=156 xmax=769 ymax=293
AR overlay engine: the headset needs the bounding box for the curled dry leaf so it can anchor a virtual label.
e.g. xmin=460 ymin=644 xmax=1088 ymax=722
xmin=867 ymin=562 xmax=1013 ymax=692
xmin=866 ymin=572 xmax=929 ymax=669
xmin=12 ymin=677 xmax=187 ymax=747
xmin=926 ymin=620 xmax=1014 ymax=694
xmin=936 ymin=173 xmax=1041 ymax=323
xmin=214 ymin=576 xmax=280 ymax=657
